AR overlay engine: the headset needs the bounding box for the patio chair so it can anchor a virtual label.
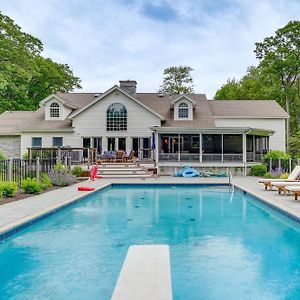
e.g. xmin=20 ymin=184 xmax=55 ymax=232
xmin=124 ymin=150 xmax=134 ymax=162
xmin=103 ymin=151 xmax=111 ymax=162
xmin=116 ymin=150 xmax=124 ymax=162
xmin=259 ymin=165 xmax=300 ymax=190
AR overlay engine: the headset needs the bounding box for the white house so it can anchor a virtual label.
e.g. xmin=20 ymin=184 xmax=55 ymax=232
xmin=0 ymin=80 xmax=289 ymax=172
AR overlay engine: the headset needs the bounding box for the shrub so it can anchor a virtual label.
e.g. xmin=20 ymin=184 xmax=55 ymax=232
xmin=72 ymin=166 xmax=83 ymax=177
xmin=264 ymin=172 xmax=277 ymax=179
xmin=264 ymin=150 xmax=290 ymax=160
xmin=0 ymin=181 xmax=18 ymax=197
xmin=0 ymin=151 xmax=6 ymax=160
xmin=22 ymin=178 xmax=43 ymax=194
xmin=250 ymin=165 xmax=267 ymax=177
xmin=22 ymin=152 xmax=29 ymax=160
xmin=40 ymin=173 xmax=52 ymax=189
xmin=48 ymin=168 xmax=76 ymax=186
xmin=279 ymin=172 xmax=289 ymax=179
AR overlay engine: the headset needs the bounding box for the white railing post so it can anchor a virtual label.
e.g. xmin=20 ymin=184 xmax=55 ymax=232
xmin=289 ymin=158 xmax=292 ymax=173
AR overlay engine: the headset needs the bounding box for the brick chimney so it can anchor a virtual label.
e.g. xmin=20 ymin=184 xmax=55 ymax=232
xmin=119 ymin=80 xmax=137 ymax=97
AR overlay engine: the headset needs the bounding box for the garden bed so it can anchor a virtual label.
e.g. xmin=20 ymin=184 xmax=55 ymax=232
xmin=0 ymin=179 xmax=85 ymax=206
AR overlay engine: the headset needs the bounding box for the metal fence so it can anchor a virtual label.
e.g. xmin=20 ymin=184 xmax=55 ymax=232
xmin=265 ymin=158 xmax=300 ymax=174
xmin=0 ymin=158 xmax=58 ymax=186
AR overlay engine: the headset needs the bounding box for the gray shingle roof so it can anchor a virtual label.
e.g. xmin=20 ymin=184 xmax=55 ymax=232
xmin=210 ymin=100 xmax=289 ymax=118
xmin=0 ymin=108 xmax=72 ymax=135
xmin=0 ymin=91 xmax=288 ymax=135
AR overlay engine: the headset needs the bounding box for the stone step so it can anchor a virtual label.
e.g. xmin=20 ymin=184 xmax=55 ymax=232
xmin=98 ymin=170 xmax=148 ymax=175
xmin=100 ymin=163 xmax=138 ymax=168
xmin=99 ymin=173 xmax=153 ymax=178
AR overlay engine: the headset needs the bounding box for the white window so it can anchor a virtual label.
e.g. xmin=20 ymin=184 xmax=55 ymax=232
xmin=50 ymin=102 xmax=60 ymax=118
xmin=178 ymin=103 xmax=189 ymax=118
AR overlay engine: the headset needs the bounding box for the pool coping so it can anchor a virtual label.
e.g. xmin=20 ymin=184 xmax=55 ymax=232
xmin=233 ymin=183 xmax=300 ymax=223
xmin=1 ymin=180 xmax=300 ymax=241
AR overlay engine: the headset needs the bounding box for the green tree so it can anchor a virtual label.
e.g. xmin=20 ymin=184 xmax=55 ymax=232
xmin=0 ymin=12 xmax=81 ymax=112
xmin=214 ymin=21 xmax=300 ymax=153
xmin=255 ymin=21 xmax=300 ymax=147
xmin=158 ymin=66 xmax=194 ymax=94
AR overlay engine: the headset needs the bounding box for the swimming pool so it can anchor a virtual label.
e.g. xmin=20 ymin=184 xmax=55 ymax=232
xmin=1 ymin=184 xmax=300 ymax=300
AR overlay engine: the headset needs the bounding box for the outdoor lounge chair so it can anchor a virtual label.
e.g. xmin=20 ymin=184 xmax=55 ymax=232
xmin=271 ymin=181 xmax=300 ymax=195
xmin=286 ymin=186 xmax=300 ymax=200
xmin=259 ymin=165 xmax=300 ymax=190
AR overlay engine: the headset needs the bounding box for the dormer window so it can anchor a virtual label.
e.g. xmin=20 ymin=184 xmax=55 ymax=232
xmin=178 ymin=103 xmax=189 ymax=118
xmin=50 ymin=103 xmax=60 ymax=118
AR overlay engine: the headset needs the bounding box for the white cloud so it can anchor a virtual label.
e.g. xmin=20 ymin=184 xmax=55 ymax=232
xmin=0 ymin=0 xmax=299 ymax=98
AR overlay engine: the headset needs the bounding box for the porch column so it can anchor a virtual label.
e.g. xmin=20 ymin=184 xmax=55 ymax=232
xmin=102 ymin=137 xmax=108 ymax=152
xmin=221 ymin=134 xmax=224 ymax=163
xmin=126 ymin=137 xmax=132 ymax=153
xmin=155 ymin=132 xmax=159 ymax=165
xmin=178 ymin=134 xmax=180 ymax=162
xmin=242 ymin=133 xmax=247 ymax=163
xmin=199 ymin=133 xmax=202 ymax=163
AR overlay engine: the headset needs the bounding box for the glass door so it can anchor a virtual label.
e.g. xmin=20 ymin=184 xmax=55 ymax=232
xmin=107 ymin=138 xmax=116 ymax=151
xmin=93 ymin=137 xmax=102 ymax=155
xmin=118 ymin=138 xmax=126 ymax=151
xmin=82 ymin=137 xmax=91 ymax=158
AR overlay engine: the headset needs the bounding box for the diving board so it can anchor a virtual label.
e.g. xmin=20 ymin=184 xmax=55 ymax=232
xmin=111 ymin=245 xmax=173 ymax=300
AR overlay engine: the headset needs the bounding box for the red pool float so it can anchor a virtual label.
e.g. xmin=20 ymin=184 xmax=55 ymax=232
xmin=78 ymin=186 xmax=95 ymax=191
xmin=90 ymin=165 xmax=98 ymax=181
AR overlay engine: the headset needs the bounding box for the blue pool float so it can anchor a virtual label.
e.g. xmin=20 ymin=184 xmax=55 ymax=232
xmin=175 ymin=167 xmax=200 ymax=177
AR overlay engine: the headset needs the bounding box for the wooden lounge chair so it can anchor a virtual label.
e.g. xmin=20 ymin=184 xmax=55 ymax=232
xmin=259 ymin=165 xmax=300 ymax=190
xmin=271 ymin=181 xmax=300 ymax=195
xmin=286 ymin=186 xmax=300 ymax=200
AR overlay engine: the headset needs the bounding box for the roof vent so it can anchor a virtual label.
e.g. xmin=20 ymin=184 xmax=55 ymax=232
xmin=94 ymin=93 xmax=100 ymax=97
xmin=158 ymin=93 xmax=164 ymax=97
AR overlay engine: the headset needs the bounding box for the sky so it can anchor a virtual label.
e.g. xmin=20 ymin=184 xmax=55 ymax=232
xmin=1 ymin=0 xmax=299 ymax=98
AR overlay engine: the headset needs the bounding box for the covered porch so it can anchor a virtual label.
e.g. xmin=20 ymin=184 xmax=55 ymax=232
xmin=152 ymin=127 xmax=272 ymax=164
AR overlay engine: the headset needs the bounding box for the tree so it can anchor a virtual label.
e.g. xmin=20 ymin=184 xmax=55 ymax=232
xmin=158 ymin=66 xmax=194 ymax=94
xmin=255 ymin=21 xmax=300 ymax=148
xmin=214 ymin=21 xmax=300 ymax=153
xmin=0 ymin=12 xmax=81 ymax=112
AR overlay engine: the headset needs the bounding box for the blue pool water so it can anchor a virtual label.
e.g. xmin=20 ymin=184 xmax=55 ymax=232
xmin=1 ymin=184 xmax=300 ymax=300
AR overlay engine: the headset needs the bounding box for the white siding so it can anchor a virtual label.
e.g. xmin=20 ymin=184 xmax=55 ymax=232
xmin=214 ymin=118 xmax=286 ymax=151
xmin=72 ymin=91 xmax=161 ymax=152
xmin=21 ymin=132 xmax=80 ymax=156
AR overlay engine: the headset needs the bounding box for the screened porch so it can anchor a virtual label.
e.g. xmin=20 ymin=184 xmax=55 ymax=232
xmin=154 ymin=128 xmax=271 ymax=164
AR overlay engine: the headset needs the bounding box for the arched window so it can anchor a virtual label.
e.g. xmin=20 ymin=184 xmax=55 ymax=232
xmin=50 ymin=102 xmax=60 ymax=118
xmin=107 ymin=103 xmax=127 ymax=131
xmin=178 ymin=103 xmax=189 ymax=118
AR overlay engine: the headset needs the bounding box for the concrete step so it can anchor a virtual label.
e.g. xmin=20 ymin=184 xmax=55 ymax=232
xmin=98 ymin=170 xmax=148 ymax=175
xmin=100 ymin=163 xmax=138 ymax=168
xmin=98 ymin=167 xmax=142 ymax=172
xmin=99 ymin=173 xmax=153 ymax=178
